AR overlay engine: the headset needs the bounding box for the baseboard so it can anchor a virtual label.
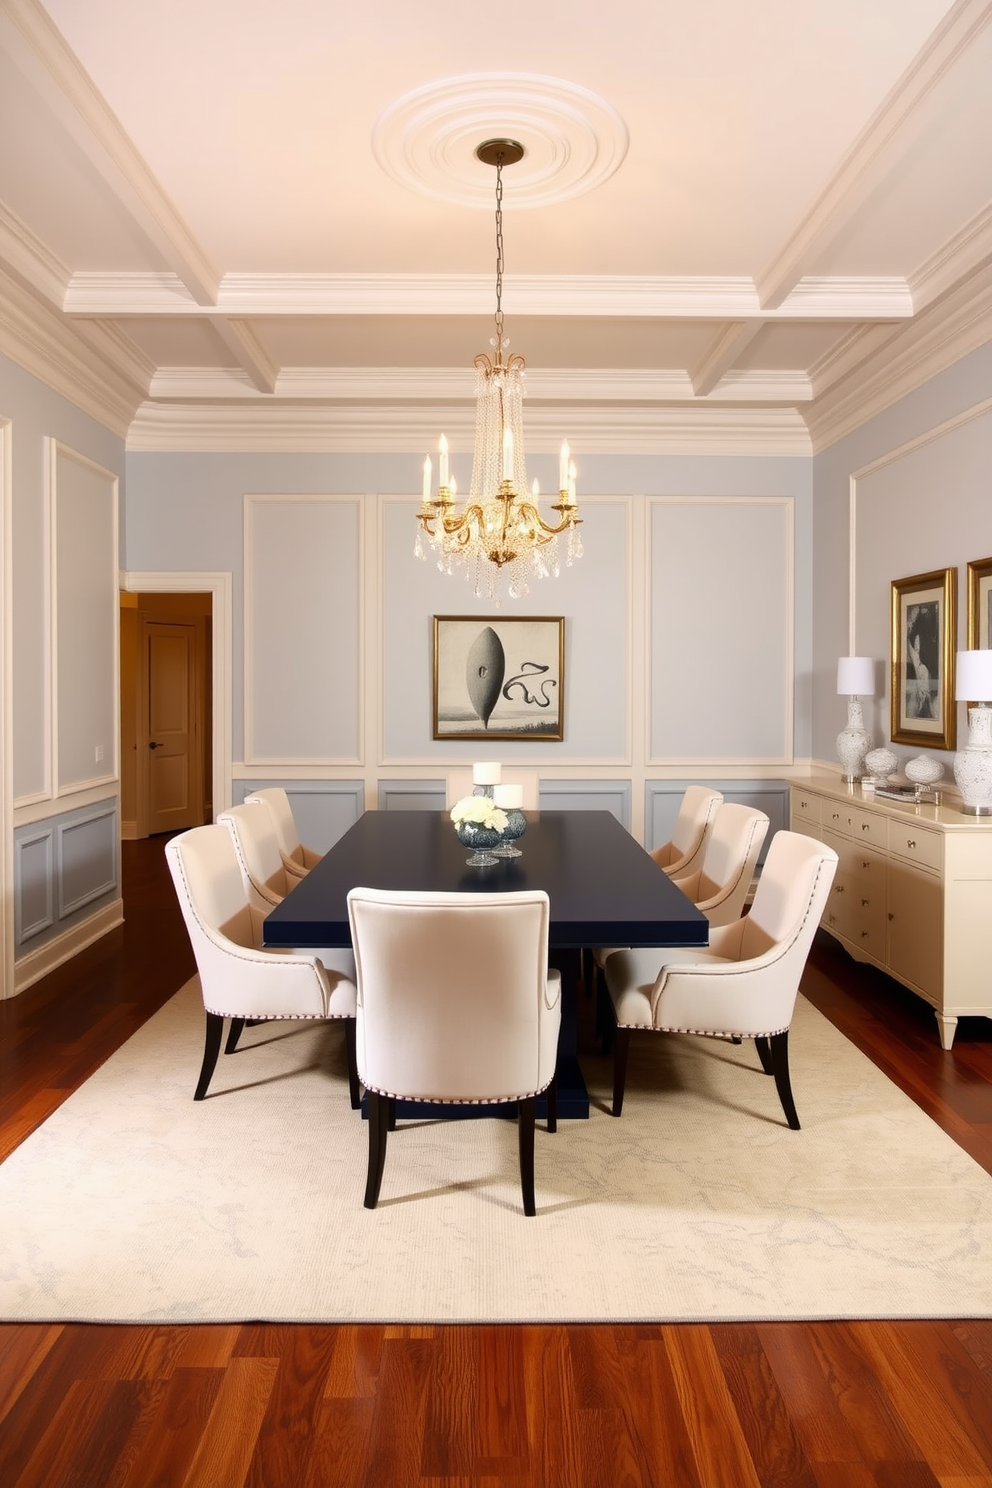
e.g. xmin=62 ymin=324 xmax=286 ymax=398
xmin=121 ymin=820 xmax=139 ymax=840
xmin=13 ymin=899 xmax=124 ymax=996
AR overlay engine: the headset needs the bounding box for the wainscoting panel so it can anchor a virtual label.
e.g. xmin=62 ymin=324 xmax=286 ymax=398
xmin=243 ymin=496 xmax=362 ymax=765
xmin=378 ymin=781 xmax=447 ymax=813
xmin=538 ymin=780 xmax=631 ymax=829
xmin=234 ymin=779 xmax=364 ymax=853
xmin=57 ymin=805 xmax=118 ymax=916
xmin=14 ymin=798 xmax=121 ymax=957
xmin=15 ymin=829 xmax=54 ymax=944
xmin=646 ymin=779 xmax=789 ymax=863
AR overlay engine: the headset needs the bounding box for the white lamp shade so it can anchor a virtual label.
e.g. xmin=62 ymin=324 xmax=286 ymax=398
xmin=955 ymin=650 xmax=992 ymax=702
xmin=837 ymin=656 xmax=874 ymax=696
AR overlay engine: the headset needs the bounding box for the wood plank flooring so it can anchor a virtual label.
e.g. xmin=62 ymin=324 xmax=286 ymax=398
xmin=2 ymin=834 xmax=992 ymax=1487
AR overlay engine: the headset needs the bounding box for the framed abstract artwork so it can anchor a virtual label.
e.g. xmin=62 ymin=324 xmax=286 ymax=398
xmin=967 ymin=555 xmax=992 ymax=649
xmin=890 ymin=568 xmax=957 ymax=750
xmin=432 ymin=615 xmax=564 ymax=741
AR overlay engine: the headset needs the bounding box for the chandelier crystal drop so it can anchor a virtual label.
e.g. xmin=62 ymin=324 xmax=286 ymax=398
xmin=415 ymin=139 xmax=582 ymax=601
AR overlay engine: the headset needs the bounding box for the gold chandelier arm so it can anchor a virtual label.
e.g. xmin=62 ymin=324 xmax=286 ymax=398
xmin=514 ymin=500 xmax=583 ymax=540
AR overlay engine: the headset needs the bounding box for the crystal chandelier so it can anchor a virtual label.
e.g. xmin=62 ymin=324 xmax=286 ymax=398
xmin=415 ymin=139 xmax=582 ymax=601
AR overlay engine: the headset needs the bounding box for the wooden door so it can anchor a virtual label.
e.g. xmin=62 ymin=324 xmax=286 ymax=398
xmin=138 ymin=618 xmax=204 ymax=836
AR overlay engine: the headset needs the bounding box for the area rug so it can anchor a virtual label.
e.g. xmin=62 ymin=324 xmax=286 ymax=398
xmin=2 ymin=979 xmax=991 ymax=1323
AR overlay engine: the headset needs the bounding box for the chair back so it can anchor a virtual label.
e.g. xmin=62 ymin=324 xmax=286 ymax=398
xmin=445 ymin=769 xmax=539 ymax=810
xmin=347 ymin=888 xmax=558 ymax=1102
xmin=741 ymin=830 xmax=839 ymax=963
xmin=653 ymin=785 xmax=723 ymax=873
xmin=691 ymin=802 xmax=769 ymax=924
xmin=217 ymin=801 xmax=291 ymax=908
xmin=166 ymin=824 xmax=330 ymax=1022
xmin=244 ymin=787 xmax=305 ymax=867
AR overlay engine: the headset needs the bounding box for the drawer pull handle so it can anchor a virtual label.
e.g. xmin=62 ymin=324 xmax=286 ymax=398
xmin=888 ymin=912 xmax=895 ymax=921
xmin=907 ymin=839 xmax=916 ymax=848
xmin=861 ymin=930 xmax=870 ymax=938
xmin=862 ymin=823 xmax=869 ymax=832
xmin=834 ymin=885 xmax=844 ymax=894
xmin=832 ymin=812 xmax=840 ymax=821
xmin=861 ymin=898 xmax=869 ymax=907
xmin=862 ymin=860 xmax=870 ymax=868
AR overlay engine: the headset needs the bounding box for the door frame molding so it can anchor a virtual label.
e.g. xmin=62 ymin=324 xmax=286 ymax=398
xmin=121 ymin=571 xmax=233 ymax=820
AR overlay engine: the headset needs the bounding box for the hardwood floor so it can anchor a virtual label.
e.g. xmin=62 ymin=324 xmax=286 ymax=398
xmin=2 ymin=835 xmax=992 ymax=1487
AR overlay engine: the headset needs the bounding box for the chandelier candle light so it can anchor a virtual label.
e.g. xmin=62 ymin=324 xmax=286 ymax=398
xmin=415 ymin=140 xmax=582 ymax=601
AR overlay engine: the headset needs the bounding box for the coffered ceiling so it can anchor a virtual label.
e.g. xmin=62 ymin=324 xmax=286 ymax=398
xmin=1 ymin=0 xmax=991 ymax=454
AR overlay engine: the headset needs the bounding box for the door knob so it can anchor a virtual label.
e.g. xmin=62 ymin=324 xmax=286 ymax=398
xmin=149 ymin=741 xmax=163 ymax=749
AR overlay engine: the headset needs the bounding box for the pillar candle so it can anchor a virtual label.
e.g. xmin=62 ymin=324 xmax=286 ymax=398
xmin=472 ymin=761 xmax=502 ymax=785
xmin=494 ymin=783 xmax=523 ymax=809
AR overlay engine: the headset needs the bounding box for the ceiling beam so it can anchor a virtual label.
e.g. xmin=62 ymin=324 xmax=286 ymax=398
xmin=0 ymin=0 xmax=219 ymax=305
xmin=690 ymin=323 xmax=765 ymax=397
xmin=755 ymin=0 xmax=992 ymax=310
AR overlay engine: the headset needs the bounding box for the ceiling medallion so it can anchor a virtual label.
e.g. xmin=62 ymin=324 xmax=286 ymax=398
xmin=373 ymin=73 xmax=628 ymax=207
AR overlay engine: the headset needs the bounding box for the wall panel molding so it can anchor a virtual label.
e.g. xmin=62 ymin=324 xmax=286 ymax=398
xmin=243 ymin=495 xmax=363 ymax=767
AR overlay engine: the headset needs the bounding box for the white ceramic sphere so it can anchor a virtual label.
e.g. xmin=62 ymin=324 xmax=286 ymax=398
xmin=864 ymin=746 xmax=898 ymax=783
xmin=904 ymin=754 xmax=944 ymax=786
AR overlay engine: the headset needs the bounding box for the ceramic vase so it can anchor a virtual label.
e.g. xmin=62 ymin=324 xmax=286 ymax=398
xmin=953 ymin=705 xmax=992 ymax=815
xmin=836 ymin=698 xmax=871 ymax=782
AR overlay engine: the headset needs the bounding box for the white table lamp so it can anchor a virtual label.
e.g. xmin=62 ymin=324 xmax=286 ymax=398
xmin=953 ymin=650 xmax=992 ymax=815
xmin=836 ymin=656 xmax=874 ymax=783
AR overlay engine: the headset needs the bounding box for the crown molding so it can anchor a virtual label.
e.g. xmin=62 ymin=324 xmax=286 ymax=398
xmin=910 ymin=200 xmax=992 ymax=311
xmin=0 ymin=270 xmax=143 ymax=437
xmin=146 ymin=364 xmax=813 ymax=404
xmin=807 ymin=261 xmax=992 ymax=451
xmin=62 ymin=270 xmax=914 ymax=321
xmin=126 ymin=401 xmax=812 ymax=456
xmin=0 ymin=199 xmax=68 ymax=306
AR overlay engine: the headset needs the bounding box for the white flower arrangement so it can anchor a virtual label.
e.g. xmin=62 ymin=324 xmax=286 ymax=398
xmin=449 ymin=795 xmax=509 ymax=832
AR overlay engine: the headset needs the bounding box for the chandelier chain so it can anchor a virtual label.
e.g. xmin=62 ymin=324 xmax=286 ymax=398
xmin=494 ymin=153 xmax=505 ymax=357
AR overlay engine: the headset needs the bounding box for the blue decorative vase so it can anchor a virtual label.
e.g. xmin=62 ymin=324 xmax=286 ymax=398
xmin=454 ymin=820 xmax=502 ymax=866
xmin=493 ymin=809 xmax=527 ymax=858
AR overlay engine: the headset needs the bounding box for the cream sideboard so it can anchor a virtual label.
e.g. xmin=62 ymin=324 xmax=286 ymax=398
xmin=789 ymin=774 xmax=992 ymax=1049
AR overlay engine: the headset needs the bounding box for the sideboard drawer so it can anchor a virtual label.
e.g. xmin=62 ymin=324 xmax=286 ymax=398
xmin=845 ymin=805 xmax=886 ymax=847
xmin=888 ymin=821 xmax=942 ymax=871
xmin=791 ymin=790 xmax=821 ymax=825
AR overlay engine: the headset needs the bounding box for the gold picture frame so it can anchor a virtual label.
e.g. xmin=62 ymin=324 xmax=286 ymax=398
xmin=890 ymin=568 xmax=957 ymax=749
xmin=967 ymin=555 xmax=992 ymax=649
xmin=433 ymin=615 xmax=565 ymax=741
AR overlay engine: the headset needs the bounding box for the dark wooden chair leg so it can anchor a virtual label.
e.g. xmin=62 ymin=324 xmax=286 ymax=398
xmin=770 ymin=1030 xmax=800 ymax=1130
xmin=364 ymin=1091 xmax=390 ymax=1208
xmin=518 ymin=1096 xmax=537 ymax=1216
xmin=612 ymin=1025 xmax=631 ymax=1116
xmin=597 ymin=974 xmax=615 ymax=1052
xmin=344 ymin=1018 xmax=360 ymax=1110
xmin=545 ymin=1073 xmax=557 ymax=1133
xmin=754 ymin=1034 xmax=774 ymax=1074
xmin=194 ymin=1011 xmax=224 ymax=1100
xmin=224 ymin=1017 xmax=246 ymax=1055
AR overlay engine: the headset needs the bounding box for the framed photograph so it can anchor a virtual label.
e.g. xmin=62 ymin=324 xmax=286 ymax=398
xmin=890 ymin=568 xmax=957 ymax=749
xmin=433 ymin=615 xmax=564 ymax=741
xmin=967 ymin=555 xmax=992 ymax=649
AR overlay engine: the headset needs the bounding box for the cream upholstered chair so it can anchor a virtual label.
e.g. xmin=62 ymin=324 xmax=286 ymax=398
xmin=445 ymin=769 xmax=539 ymax=809
xmin=244 ymin=787 xmax=321 ymax=881
xmin=592 ymin=801 xmax=769 ymax=973
xmin=165 ymin=824 xmax=359 ymax=1106
xmin=216 ymin=800 xmax=299 ymax=911
xmin=652 ymin=785 xmax=723 ymax=879
xmin=347 ymin=887 xmax=561 ymax=1216
xmin=603 ymin=831 xmax=838 ymax=1126
xmin=669 ymin=801 xmax=769 ymax=927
